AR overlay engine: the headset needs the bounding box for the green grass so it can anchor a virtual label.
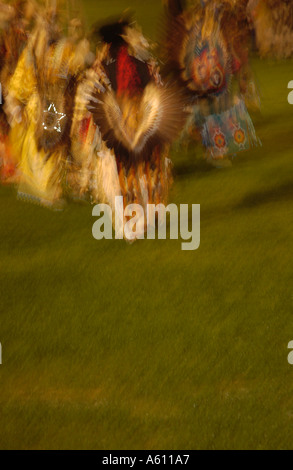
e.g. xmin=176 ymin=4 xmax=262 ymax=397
xmin=0 ymin=1 xmax=293 ymax=450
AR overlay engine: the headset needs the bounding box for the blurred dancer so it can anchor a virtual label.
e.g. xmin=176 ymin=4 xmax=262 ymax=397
xmin=163 ymin=0 xmax=260 ymax=166
xmin=5 ymin=6 xmax=91 ymax=207
xmin=71 ymin=18 xmax=186 ymax=237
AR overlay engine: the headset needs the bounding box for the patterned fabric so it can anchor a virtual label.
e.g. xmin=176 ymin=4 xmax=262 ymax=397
xmin=201 ymin=99 xmax=260 ymax=160
xmin=182 ymin=9 xmax=232 ymax=97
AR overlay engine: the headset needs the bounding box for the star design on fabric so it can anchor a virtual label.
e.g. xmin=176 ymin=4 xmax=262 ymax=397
xmin=213 ymin=128 xmax=226 ymax=150
xmin=42 ymin=103 xmax=66 ymax=133
xmin=233 ymin=126 xmax=246 ymax=149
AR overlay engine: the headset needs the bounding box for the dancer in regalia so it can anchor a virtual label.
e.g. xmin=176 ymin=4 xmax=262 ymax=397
xmin=5 ymin=5 xmax=91 ymax=207
xmin=71 ymin=18 xmax=186 ymax=237
xmin=163 ymin=0 xmax=260 ymax=166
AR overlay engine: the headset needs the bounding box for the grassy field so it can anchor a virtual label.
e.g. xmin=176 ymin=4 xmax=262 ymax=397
xmin=0 ymin=0 xmax=293 ymax=450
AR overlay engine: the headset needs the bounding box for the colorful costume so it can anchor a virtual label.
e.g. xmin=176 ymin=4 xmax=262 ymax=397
xmin=0 ymin=0 xmax=33 ymax=183
xmin=5 ymin=10 xmax=91 ymax=206
xmin=163 ymin=0 xmax=260 ymax=165
xmin=71 ymin=20 xmax=185 ymax=236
